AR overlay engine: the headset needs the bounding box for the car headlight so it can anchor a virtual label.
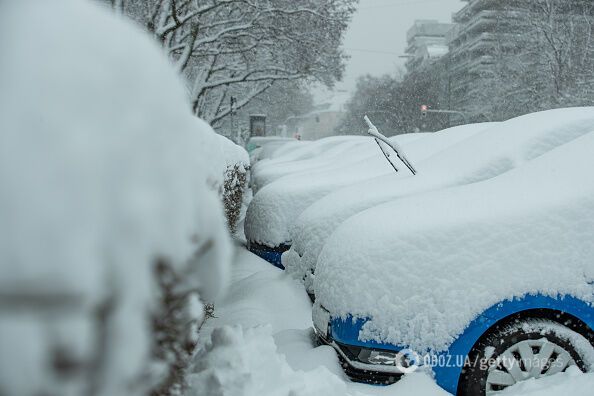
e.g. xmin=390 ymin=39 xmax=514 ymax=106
xmin=358 ymin=349 xmax=399 ymax=366
xmin=339 ymin=343 xmax=418 ymax=368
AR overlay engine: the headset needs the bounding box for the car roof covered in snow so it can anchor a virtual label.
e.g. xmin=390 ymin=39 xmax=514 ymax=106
xmin=250 ymin=135 xmax=370 ymax=192
xmin=314 ymin=126 xmax=594 ymax=353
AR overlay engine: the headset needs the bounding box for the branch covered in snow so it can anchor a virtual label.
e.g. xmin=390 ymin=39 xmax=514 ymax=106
xmin=123 ymin=0 xmax=357 ymax=125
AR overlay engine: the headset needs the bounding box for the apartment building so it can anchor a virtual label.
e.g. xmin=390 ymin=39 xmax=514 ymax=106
xmin=405 ymin=20 xmax=453 ymax=73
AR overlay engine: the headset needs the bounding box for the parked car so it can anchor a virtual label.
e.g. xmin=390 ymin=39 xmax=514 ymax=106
xmin=285 ymin=108 xmax=594 ymax=297
xmin=245 ymin=132 xmax=431 ymax=268
xmin=250 ymin=135 xmax=369 ymax=193
xmin=312 ymin=124 xmax=594 ymax=395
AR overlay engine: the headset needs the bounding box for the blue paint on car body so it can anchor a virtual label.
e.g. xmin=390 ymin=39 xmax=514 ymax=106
xmin=324 ymin=294 xmax=594 ymax=394
xmin=247 ymin=242 xmax=290 ymax=269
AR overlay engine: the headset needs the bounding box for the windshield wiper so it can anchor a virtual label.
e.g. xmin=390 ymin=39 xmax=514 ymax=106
xmin=364 ymin=115 xmax=417 ymax=175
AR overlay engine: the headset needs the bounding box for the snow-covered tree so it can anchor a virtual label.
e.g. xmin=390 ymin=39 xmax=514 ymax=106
xmin=479 ymin=0 xmax=594 ymax=120
xmin=118 ymin=0 xmax=356 ymax=127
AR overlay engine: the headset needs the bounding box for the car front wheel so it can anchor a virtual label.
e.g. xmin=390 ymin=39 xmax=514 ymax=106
xmin=458 ymin=318 xmax=594 ymax=396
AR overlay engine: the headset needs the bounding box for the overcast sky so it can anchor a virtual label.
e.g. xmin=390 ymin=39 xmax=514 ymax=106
xmin=330 ymin=0 xmax=464 ymax=95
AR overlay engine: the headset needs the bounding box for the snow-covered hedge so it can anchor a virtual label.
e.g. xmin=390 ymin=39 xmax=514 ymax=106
xmin=214 ymin=132 xmax=250 ymax=233
xmin=0 ymin=2 xmax=234 ymax=395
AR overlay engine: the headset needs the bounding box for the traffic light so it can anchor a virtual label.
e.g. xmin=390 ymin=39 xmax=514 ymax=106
xmin=421 ymin=105 xmax=428 ymax=118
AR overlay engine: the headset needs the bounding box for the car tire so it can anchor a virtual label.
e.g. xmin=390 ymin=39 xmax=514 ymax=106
xmin=457 ymin=318 xmax=594 ymax=396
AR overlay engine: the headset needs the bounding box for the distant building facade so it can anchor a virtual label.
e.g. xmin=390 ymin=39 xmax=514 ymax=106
xmin=405 ymin=20 xmax=453 ymax=72
xmin=282 ymin=92 xmax=349 ymax=140
xmin=446 ymin=0 xmax=526 ymax=119
xmin=446 ymin=0 xmax=594 ymax=121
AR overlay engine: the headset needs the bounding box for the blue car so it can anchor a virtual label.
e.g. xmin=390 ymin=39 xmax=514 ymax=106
xmin=247 ymin=241 xmax=290 ymax=269
xmin=312 ymin=126 xmax=594 ymax=395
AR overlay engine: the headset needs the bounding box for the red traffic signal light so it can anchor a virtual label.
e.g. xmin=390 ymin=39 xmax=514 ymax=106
xmin=421 ymin=105 xmax=428 ymax=118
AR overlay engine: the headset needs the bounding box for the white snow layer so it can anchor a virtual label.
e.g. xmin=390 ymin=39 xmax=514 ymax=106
xmin=186 ymin=246 xmax=452 ymax=396
xmin=500 ymin=367 xmax=594 ymax=396
xmin=250 ymin=135 xmax=370 ymax=192
xmin=283 ymin=123 xmax=495 ymax=286
xmin=286 ymin=108 xmax=594 ymax=292
xmin=245 ymin=133 xmax=428 ymax=246
xmin=0 ymin=1 xmax=231 ymax=395
xmin=188 ymin=325 xmax=351 ymax=396
xmin=314 ymin=126 xmax=594 ymax=353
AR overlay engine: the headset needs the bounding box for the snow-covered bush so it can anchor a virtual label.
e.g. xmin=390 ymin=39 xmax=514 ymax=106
xmin=0 ymin=1 xmax=231 ymax=395
xmin=215 ymin=133 xmax=250 ymax=234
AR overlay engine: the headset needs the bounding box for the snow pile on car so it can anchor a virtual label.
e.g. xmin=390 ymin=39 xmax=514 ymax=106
xmin=0 ymin=1 xmax=231 ymax=395
xmin=250 ymin=135 xmax=369 ymax=192
xmin=245 ymin=133 xmax=426 ymax=247
xmin=287 ymin=108 xmax=594 ymax=293
xmin=283 ymin=123 xmax=495 ymax=287
xmin=315 ymin=127 xmax=594 ymax=353
xmin=249 ymin=137 xmax=304 ymax=164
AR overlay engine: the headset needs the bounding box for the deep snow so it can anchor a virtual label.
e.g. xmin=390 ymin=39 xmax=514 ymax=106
xmin=285 ymin=108 xmax=594 ymax=295
xmin=245 ymin=133 xmax=427 ymax=247
xmin=314 ymin=128 xmax=594 ymax=353
xmin=283 ymin=122 xmax=495 ymax=290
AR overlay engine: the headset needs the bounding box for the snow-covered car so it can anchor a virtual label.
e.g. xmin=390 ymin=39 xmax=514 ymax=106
xmin=245 ymin=132 xmax=432 ymax=267
xmin=251 ymin=135 xmax=369 ymax=193
xmin=285 ymin=108 xmax=594 ymax=297
xmin=247 ymin=136 xmax=300 ymax=163
xmin=312 ymin=122 xmax=594 ymax=395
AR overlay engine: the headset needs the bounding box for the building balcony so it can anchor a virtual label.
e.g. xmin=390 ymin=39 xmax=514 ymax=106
xmin=453 ymin=0 xmax=508 ymax=24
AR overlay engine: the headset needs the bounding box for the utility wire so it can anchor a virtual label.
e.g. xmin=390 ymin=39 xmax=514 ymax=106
xmin=358 ymin=0 xmax=446 ymax=11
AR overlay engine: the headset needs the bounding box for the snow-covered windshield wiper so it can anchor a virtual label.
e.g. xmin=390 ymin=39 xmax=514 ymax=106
xmin=364 ymin=115 xmax=417 ymax=175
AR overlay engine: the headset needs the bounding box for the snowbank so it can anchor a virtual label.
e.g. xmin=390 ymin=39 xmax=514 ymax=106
xmin=245 ymin=133 xmax=426 ymax=247
xmin=500 ymin=367 xmax=594 ymax=396
xmin=283 ymin=123 xmax=494 ymax=288
xmin=0 ymin=1 xmax=230 ymax=395
xmin=188 ymin=325 xmax=351 ymax=396
xmin=187 ymin=247 xmax=352 ymax=396
xmin=315 ymin=129 xmax=594 ymax=353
